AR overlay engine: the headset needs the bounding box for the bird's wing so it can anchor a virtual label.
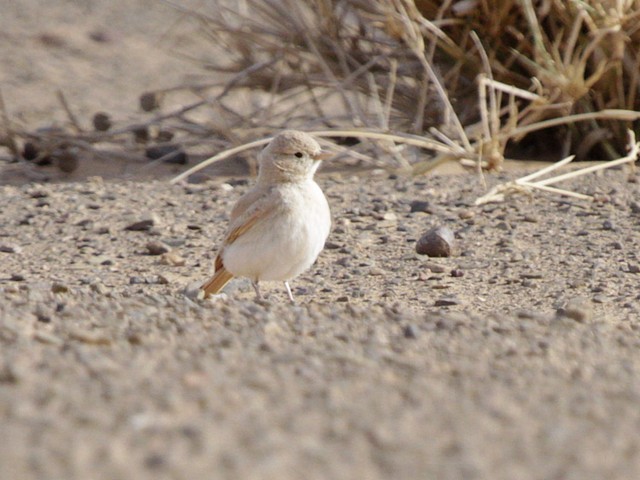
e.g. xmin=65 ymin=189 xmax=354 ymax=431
xmin=223 ymin=187 xmax=280 ymax=246
xmin=230 ymin=187 xmax=268 ymax=221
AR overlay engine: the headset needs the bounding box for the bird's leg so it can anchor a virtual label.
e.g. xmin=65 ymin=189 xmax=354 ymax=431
xmin=284 ymin=281 xmax=295 ymax=304
xmin=252 ymin=280 xmax=262 ymax=301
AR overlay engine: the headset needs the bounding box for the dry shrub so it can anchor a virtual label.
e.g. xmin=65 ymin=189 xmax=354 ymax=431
xmin=170 ymin=0 xmax=640 ymax=171
xmin=4 ymin=0 xmax=640 ymax=177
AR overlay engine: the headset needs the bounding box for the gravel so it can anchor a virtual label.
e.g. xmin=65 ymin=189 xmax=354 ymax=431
xmin=2 ymin=168 xmax=640 ymax=479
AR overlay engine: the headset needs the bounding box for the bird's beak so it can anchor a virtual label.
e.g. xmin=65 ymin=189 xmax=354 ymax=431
xmin=312 ymin=151 xmax=333 ymax=162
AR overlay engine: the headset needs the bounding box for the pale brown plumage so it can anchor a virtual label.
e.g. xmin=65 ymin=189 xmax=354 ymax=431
xmin=201 ymin=130 xmax=331 ymax=301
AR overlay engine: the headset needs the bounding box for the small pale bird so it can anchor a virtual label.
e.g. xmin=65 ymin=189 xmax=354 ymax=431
xmin=201 ymin=130 xmax=332 ymax=302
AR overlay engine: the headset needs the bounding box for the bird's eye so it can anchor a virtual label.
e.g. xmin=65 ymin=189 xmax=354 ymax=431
xmin=294 ymin=152 xmax=303 ymax=158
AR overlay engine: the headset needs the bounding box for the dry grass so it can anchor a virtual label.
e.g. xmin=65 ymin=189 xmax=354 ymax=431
xmin=3 ymin=0 xmax=640 ymax=178
xmin=165 ymin=0 xmax=640 ymax=173
xmin=475 ymin=129 xmax=640 ymax=204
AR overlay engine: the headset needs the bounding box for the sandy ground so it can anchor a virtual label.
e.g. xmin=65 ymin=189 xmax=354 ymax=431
xmin=2 ymin=2 xmax=640 ymax=479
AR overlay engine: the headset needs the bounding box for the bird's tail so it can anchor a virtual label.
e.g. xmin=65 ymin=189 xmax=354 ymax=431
xmin=201 ymin=266 xmax=234 ymax=298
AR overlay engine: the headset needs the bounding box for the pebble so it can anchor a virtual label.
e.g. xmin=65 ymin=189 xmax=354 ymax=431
xmin=124 ymin=214 xmax=160 ymax=231
xmin=458 ymin=209 xmax=475 ymax=220
xmin=402 ymin=324 xmax=419 ymax=339
xmin=434 ymin=296 xmax=462 ymax=307
xmin=0 ymin=244 xmax=22 ymax=254
xmin=424 ymin=262 xmax=446 ymax=273
xmin=630 ymin=201 xmax=640 ymax=214
xmin=28 ymin=189 xmax=49 ymax=199
xmin=146 ymin=241 xmax=171 ymax=255
xmin=129 ymin=275 xmax=168 ymax=285
xmin=0 ymin=364 xmax=20 ymax=384
xmin=10 ymin=274 xmax=25 ymax=282
xmin=520 ymin=272 xmax=544 ymax=279
xmin=416 ymin=226 xmax=455 ymax=257
xmin=627 ymin=263 xmax=640 ymax=274
xmin=161 ymin=252 xmax=186 ymax=266
xmin=560 ymin=297 xmax=593 ymax=323
xmin=410 ymin=200 xmax=433 ymax=213
xmin=368 ymin=267 xmax=385 ymax=276
xmin=34 ymin=304 xmax=52 ymax=323
xmin=90 ymin=282 xmax=108 ymax=295
xmin=51 ymin=282 xmax=69 ymax=294
xmin=183 ymin=282 xmax=204 ymax=300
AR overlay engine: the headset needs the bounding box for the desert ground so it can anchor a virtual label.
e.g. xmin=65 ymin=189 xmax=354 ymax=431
xmin=2 ymin=2 xmax=640 ymax=479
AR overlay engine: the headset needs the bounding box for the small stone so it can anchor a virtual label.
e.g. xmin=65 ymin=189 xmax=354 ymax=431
xmin=520 ymin=271 xmax=544 ymax=279
xmin=125 ymin=214 xmax=159 ymax=231
xmin=156 ymin=129 xmax=174 ymax=142
xmin=416 ymin=226 xmax=455 ymax=257
xmin=90 ymin=282 xmax=107 ymax=295
xmin=28 ymin=189 xmax=48 ymax=199
xmin=0 ymin=244 xmax=21 ymax=254
xmin=133 ymin=126 xmax=150 ymax=143
xmin=140 ymin=92 xmax=160 ymax=112
xmin=129 ymin=276 xmax=165 ymax=285
xmin=561 ymin=297 xmax=593 ymax=323
xmin=92 ymin=112 xmax=112 ymax=131
xmin=627 ymin=263 xmax=640 ymax=274
xmin=51 ymin=282 xmax=69 ymax=294
xmin=146 ymin=241 xmax=171 ymax=255
xmin=516 ymin=310 xmax=544 ymax=320
xmin=410 ymin=200 xmax=433 ymax=213
xmin=434 ymin=296 xmax=462 ymax=307
xmin=10 ymin=273 xmax=25 ymax=282
xmin=0 ymin=364 xmax=19 ymax=384
xmin=450 ymin=268 xmax=464 ymax=277
xmin=458 ymin=209 xmax=475 ymax=220
xmin=335 ymin=257 xmax=351 ymax=267
xmin=630 ymin=201 xmax=640 ymax=214
xmin=602 ymin=220 xmax=614 ymax=230
xmin=183 ymin=282 xmax=205 ymax=300
xmin=34 ymin=304 xmax=51 ymax=323
xmin=161 ymin=251 xmax=186 ymax=266
xmin=22 ymin=142 xmax=40 ymax=161
xmin=424 ymin=262 xmax=446 ymax=273
xmin=88 ymin=29 xmax=112 ymax=43
xmin=403 ymin=324 xmax=419 ymax=339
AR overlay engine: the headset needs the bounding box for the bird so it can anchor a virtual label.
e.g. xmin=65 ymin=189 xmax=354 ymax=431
xmin=201 ymin=130 xmax=332 ymax=302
